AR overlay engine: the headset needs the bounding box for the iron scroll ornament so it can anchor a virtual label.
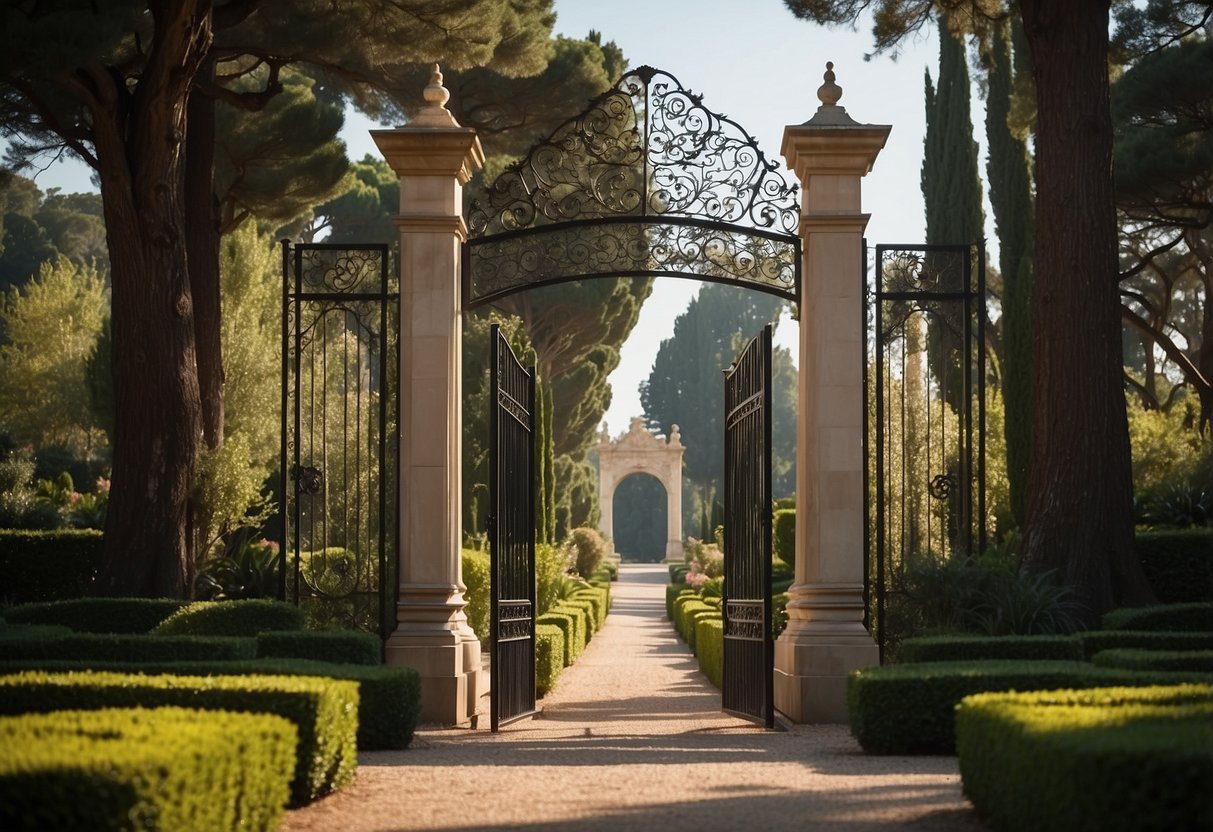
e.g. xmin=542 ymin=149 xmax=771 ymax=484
xmin=465 ymin=66 xmax=801 ymax=307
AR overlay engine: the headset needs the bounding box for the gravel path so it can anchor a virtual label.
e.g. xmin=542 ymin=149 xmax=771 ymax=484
xmin=281 ymin=564 xmax=986 ymax=832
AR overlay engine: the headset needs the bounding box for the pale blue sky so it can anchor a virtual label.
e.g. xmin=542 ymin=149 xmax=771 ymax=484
xmin=14 ymin=1 xmax=950 ymax=435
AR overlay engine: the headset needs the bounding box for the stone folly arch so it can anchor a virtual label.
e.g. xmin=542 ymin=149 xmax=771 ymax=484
xmin=597 ymin=418 xmax=685 ymax=562
xmin=373 ymin=63 xmax=890 ymax=726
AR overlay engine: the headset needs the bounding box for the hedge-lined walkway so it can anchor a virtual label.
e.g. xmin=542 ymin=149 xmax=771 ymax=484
xmin=281 ymin=564 xmax=985 ymax=831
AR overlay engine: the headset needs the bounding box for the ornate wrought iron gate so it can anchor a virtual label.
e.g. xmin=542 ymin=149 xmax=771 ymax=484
xmin=722 ymin=325 xmax=775 ymax=728
xmin=281 ymin=242 xmax=398 ymax=640
xmin=867 ymin=243 xmax=986 ymax=659
xmin=489 ymin=324 xmax=538 ymax=731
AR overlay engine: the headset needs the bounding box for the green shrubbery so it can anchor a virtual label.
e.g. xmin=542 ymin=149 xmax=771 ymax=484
xmin=696 ymin=617 xmax=724 ymax=688
xmin=0 ymin=670 xmax=358 ymax=806
xmin=153 ymin=599 xmax=304 ymax=637
xmin=2 ymin=598 xmax=187 ymax=633
xmin=1092 ymin=649 xmax=1213 ymax=674
xmin=0 ymin=633 xmax=256 ymax=663
xmin=535 ymin=624 xmax=564 ymax=695
xmin=897 ymin=634 xmax=1084 ymax=664
xmin=567 ymin=527 xmax=608 ymax=579
xmin=1101 ymin=601 xmax=1213 ymax=633
xmin=772 ymin=509 xmax=795 ymax=569
xmin=1135 ymin=529 xmax=1213 ymax=603
xmin=255 ymin=629 xmax=381 ymax=665
xmin=0 ymin=706 xmax=296 ymax=831
xmin=0 ymin=530 xmax=103 ymax=605
xmin=956 ymin=685 xmax=1213 ymax=832
xmin=1078 ymin=629 xmax=1213 ymax=660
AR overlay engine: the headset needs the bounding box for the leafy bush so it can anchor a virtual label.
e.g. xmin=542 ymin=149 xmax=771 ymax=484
xmin=153 ymin=600 xmax=303 ymax=637
xmin=1101 ymin=602 xmax=1213 ymax=633
xmin=773 ymin=509 xmax=796 ymax=568
xmin=0 ymin=530 xmax=103 ymax=605
xmin=461 ymin=548 xmax=490 ymax=642
xmin=256 ymin=630 xmax=381 ymax=665
xmin=0 ymin=670 xmax=358 ymax=805
xmin=1 ymin=597 xmax=185 ymax=633
xmin=684 ymin=537 xmax=724 ymax=578
xmin=1135 ymin=528 xmax=1213 ymax=603
xmin=535 ymin=624 xmax=564 ymax=695
xmin=0 ymin=706 xmax=296 ymax=831
xmin=566 ymin=527 xmax=608 ymax=579
xmin=194 ymin=535 xmax=281 ymax=601
xmin=696 ymin=617 xmax=724 ymax=688
xmin=1138 ymin=482 xmax=1213 ymax=529
xmin=897 ymin=634 xmax=1084 ymax=664
xmin=956 ymin=685 xmax=1213 ymax=832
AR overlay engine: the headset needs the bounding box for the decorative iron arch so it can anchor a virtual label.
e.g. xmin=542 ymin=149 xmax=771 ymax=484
xmin=463 ymin=66 xmax=801 ymax=308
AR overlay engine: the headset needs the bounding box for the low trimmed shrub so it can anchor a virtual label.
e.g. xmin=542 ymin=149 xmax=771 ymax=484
xmin=897 ymin=634 xmax=1084 ymax=664
xmin=1100 ymin=601 xmax=1213 ymax=633
xmin=548 ymin=605 xmax=588 ymax=658
xmin=0 ymin=658 xmax=420 ymax=751
xmin=0 ymin=632 xmax=256 ymax=663
xmin=1092 ymin=648 xmax=1213 ymax=674
xmin=1079 ymin=629 xmax=1213 ymax=660
xmin=571 ymin=588 xmax=608 ymax=629
xmin=666 ymin=584 xmax=692 ymax=620
xmin=0 ymin=529 xmax=103 ymax=605
xmin=535 ymin=624 xmax=564 ymax=696
xmin=696 ymin=617 xmax=723 ymax=688
xmin=153 ymin=599 xmax=304 ymax=637
xmin=0 ymin=706 xmax=296 ymax=831
xmin=2 ymin=598 xmax=187 ymax=634
xmin=773 ymin=509 xmax=796 ymax=569
xmin=956 ymin=685 xmax=1213 ymax=832
xmin=460 ymin=549 xmax=490 ymax=641
xmin=560 ymin=599 xmax=597 ymax=640
xmin=536 ymin=612 xmax=581 ymax=666
xmin=256 ymin=629 xmax=381 ymax=665
xmin=0 ymin=624 xmax=73 ymax=641
xmin=847 ymin=660 xmax=1209 ymax=755
xmin=1135 ymin=528 xmax=1213 ymax=603
xmin=0 ymin=670 xmax=358 ymax=805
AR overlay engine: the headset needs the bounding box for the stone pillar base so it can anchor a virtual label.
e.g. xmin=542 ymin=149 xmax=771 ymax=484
xmin=385 ymin=632 xmax=484 ymax=726
xmin=773 ymin=623 xmax=878 ymax=724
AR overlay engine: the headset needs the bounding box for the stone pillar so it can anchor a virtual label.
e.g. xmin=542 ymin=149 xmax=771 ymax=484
xmin=372 ymin=66 xmax=485 ymax=726
xmin=775 ymin=63 xmax=890 ymax=723
xmin=665 ymin=425 xmax=684 ymax=561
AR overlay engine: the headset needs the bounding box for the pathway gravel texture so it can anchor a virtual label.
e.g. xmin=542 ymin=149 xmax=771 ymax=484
xmin=281 ymin=564 xmax=986 ymax=832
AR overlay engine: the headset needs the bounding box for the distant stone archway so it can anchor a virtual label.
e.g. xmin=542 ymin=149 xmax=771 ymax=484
xmin=597 ymin=418 xmax=684 ymax=562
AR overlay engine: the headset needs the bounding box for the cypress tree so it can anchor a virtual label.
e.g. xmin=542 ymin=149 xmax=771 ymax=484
xmin=986 ymin=19 xmax=1035 ymax=528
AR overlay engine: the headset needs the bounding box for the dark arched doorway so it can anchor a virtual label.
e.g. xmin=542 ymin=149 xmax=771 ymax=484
xmin=612 ymin=473 xmax=668 ymax=563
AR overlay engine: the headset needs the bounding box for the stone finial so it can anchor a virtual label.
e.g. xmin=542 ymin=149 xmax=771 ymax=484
xmin=801 ymin=60 xmax=859 ymax=127
xmin=600 ymin=422 xmax=610 ymax=444
xmin=410 ymin=63 xmax=461 ymax=128
xmin=669 ymin=424 xmax=682 ymax=447
xmin=818 ymin=61 xmax=842 ymax=107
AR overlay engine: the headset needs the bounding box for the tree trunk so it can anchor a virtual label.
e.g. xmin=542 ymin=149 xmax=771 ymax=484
xmin=94 ymin=0 xmax=213 ymax=598
xmin=1018 ymin=0 xmax=1154 ymax=623
xmin=187 ymin=57 xmax=225 ymax=451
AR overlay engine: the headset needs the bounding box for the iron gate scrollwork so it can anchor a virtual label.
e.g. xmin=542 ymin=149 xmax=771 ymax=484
xmin=282 ymin=242 xmax=398 ymax=641
xmin=464 ymin=66 xmax=801 ymax=307
xmin=722 ymin=325 xmax=775 ymax=728
xmin=866 ymin=243 xmax=986 ymax=660
xmin=489 ymin=324 xmax=538 ymax=731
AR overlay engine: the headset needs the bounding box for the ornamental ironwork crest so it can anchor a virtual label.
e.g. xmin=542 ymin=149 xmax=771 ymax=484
xmin=464 ymin=66 xmax=801 ymax=307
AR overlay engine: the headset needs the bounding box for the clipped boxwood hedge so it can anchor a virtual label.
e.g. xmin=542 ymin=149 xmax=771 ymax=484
xmin=0 ymin=529 xmax=103 ymax=606
xmin=0 ymin=706 xmax=296 ymax=831
xmin=1092 ymin=648 xmax=1213 ymax=674
xmin=847 ymin=660 xmax=1210 ymax=755
xmin=535 ymin=624 xmax=564 ymax=696
xmin=0 ymin=670 xmax=358 ymax=805
xmin=559 ymin=598 xmax=597 ymax=640
xmin=0 ymin=658 xmax=420 ymax=751
xmin=0 ymin=632 xmax=256 ymax=663
xmin=956 ymin=685 xmax=1213 ymax=832
xmin=153 ymin=600 xmax=305 ymax=637
xmin=1079 ymin=629 xmax=1213 ymax=660
xmin=536 ymin=612 xmax=581 ymax=666
xmin=1100 ymin=601 xmax=1213 ymax=633
xmin=1135 ymin=528 xmax=1213 ymax=604
xmin=666 ymin=584 xmax=692 ymax=620
xmin=897 ymin=634 xmax=1084 ymax=664
xmin=1 ymin=598 xmax=188 ymax=634
xmin=570 ymin=588 xmax=607 ymax=630
xmin=696 ymin=617 xmax=724 ymax=688
xmin=255 ymin=630 xmax=381 ymax=665
xmin=773 ymin=509 xmax=796 ymax=568
xmin=549 ymin=603 xmax=589 ymax=651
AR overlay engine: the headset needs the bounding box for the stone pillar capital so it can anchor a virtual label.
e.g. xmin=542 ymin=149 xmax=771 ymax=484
xmin=371 ymin=128 xmax=485 ymax=185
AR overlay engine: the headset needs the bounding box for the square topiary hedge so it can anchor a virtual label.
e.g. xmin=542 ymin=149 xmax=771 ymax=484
xmin=255 ymin=630 xmax=381 ymax=665
xmin=535 ymin=624 xmax=564 ymax=696
xmin=536 ymin=612 xmax=581 ymax=666
xmin=571 ymin=587 xmax=608 ymax=629
xmin=1 ymin=598 xmax=188 ymax=634
xmin=549 ymin=603 xmax=589 ymax=652
xmin=847 ymin=660 xmax=1210 ymax=755
xmin=0 ymin=658 xmax=420 ymax=751
xmin=897 ymin=634 xmax=1084 ymax=664
xmin=666 ymin=584 xmax=692 ymax=620
xmin=0 ymin=670 xmax=358 ymax=805
xmin=696 ymin=617 xmax=723 ymax=688
xmin=0 ymin=706 xmax=297 ymax=831
xmin=559 ymin=598 xmax=597 ymax=640
xmin=956 ymin=685 xmax=1213 ymax=832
